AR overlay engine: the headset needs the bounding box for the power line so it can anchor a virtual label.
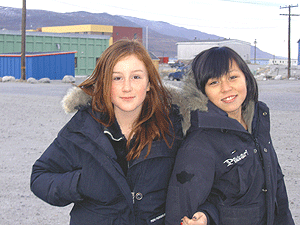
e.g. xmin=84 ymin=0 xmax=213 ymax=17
xmin=218 ymin=0 xmax=280 ymax=7
xmin=280 ymin=4 xmax=299 ymax=79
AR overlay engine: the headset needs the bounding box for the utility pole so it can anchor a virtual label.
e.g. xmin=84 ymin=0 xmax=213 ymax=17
xmin=21 ymin=0 xmax=26 ymax=80
xmin=280 ymin=4 xmax=299 ymax=79
xmin=254 ymin=39 xmax=257 ymax=64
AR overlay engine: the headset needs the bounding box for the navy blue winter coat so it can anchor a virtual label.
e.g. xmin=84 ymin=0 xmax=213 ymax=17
xmin=30 ymin=87 xmax=183 ymax=225
xmin=165 ymin=99 xmax=294 ymax=225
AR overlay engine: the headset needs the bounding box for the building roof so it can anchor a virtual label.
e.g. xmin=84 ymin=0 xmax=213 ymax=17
xmin=0 ymin=51 xmax=77 ymax=57
xmin=0 ymin=30 xmax=110 ymax=40
xmin=148 ymin=51 xmax=159 ymax=60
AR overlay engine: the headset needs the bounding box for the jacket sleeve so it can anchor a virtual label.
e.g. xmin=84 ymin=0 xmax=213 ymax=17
xmin=274 ymin=163 xmax=295 ymax=225
xmin=30 ymin=135 xmax=83 ymax=206
xmin=165 ymin=131 xmax=216 ymax=225
xmin=197 ymin=201 xmax=219 ymax=225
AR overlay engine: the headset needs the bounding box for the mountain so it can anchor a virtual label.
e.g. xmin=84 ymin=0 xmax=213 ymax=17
xmin=0 ymin=6 xmax=277 ymax=58
xmin=0 ymin=6 xmax=139 ymax=30
xmin=250 ymin=46 xmax=283 ymax=60
xmin=121 ymin=16 xmax=221 ymax=41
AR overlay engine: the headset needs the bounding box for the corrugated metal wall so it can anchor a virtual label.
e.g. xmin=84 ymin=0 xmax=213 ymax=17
xmin=0 ymin=55 xmax=21 ymax=77
xmin=0 ymin=52 xmax=76 ymax=80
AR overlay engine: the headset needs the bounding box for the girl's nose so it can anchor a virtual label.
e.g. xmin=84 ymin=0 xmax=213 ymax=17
xmin=220 ymin=80 xmax=232 ymax=92
xmin=122 ymin=79 xmax=133 ymax=92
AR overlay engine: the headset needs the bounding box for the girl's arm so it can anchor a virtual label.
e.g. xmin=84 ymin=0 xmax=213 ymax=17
xmin=165 ymin=132 xmax=216 ymax=224
xmin=30 ymin=136 xmax=83 ymax=206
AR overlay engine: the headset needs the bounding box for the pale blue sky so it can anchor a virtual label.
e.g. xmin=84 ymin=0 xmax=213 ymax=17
xmin=1 ymin=0 xmax=299 ymax=58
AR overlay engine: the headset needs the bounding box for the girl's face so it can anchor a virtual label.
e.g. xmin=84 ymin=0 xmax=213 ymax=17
xmin=204 ymin=60 xmax=247 ymax=120
xmin=111 ymin=54 xmax=150 ymax=119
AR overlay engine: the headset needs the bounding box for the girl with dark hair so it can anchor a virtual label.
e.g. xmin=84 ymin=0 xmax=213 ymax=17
xmin=30 ymin=39 xmax=183 ymax=225
xmin=165 ymin=47 xmax=294 ymax=225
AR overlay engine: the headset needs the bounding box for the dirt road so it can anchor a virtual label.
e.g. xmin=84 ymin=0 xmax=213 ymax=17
xmin=0 ymin=79 xmax=299 ymax=224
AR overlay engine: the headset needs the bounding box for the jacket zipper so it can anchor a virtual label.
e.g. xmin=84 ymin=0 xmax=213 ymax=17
xmin=253 ymin=137 xmax=264 ymax=169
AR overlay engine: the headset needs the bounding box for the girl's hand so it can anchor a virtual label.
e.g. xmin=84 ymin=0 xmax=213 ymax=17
xmin=181 ymin=212 xmax=207 ymax=225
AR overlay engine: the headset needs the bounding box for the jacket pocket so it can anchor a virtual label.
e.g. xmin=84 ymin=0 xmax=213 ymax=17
xmin=70 ymin=203 xmax=117 ymax=225
xmin=218 ymin=204 xmax=261 ymax=225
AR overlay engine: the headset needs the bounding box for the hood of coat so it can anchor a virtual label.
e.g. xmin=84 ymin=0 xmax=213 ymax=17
xmin=165 ymin=71 xmax=208 ymax=134
xmin=61 ymin=72 xmax=208 ymax=134
xmin=166 ymin=70 xmax=255 ymax=134
xmin=61 ymin=71 xmax=254 ymax=134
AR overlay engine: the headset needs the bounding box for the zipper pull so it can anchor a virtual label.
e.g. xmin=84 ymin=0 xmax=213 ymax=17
xmin=131 ymin=192 xmax=135 ymax=204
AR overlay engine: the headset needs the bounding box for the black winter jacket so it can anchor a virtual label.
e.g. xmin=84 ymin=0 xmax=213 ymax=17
xmin=165 ymin=100 xmax=295 ymax=225
xmin=30 ymin=87 xmax=183 ymax=225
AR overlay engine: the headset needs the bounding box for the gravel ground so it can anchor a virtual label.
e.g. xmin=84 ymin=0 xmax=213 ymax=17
xmin=0 ymin=78 xmax=299 ymax=224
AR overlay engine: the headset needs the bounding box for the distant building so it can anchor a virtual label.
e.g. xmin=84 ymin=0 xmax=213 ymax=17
xmin=0 ymin=30 xmax=110 ymax=75
xmin=250 ymin=59 xmax=269 ymax=65
xmin=268 ymin=59 xmax=298 ymax=66
xmin=0 ymin=27 xmax=150 ymax=77
xmin=30 ymin=24 xmax=143 ymax=45
xmin=148 ymin=52 xmax=160 ymax=71
xmin=177 ymin=39 xmax=251 ymax=63
xmin=113 ymin=26 xmax=143 ymax=43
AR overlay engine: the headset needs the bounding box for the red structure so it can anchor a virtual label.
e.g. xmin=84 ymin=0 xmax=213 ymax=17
xmin=159 ymin=57 xmax=169 ymax=64
xmin=113 ymin=26 xmax=143 ymax=43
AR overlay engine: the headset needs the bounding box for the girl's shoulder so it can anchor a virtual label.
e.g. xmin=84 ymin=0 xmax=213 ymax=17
xmin=62 ymin=86 xmax=92 ymax=114
xmin=59 ymin=107 xmax=104 ymax=139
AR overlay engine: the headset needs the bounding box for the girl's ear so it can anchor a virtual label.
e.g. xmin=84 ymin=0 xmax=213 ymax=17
xmin=147 ymin=82 xmax=150 ymax=92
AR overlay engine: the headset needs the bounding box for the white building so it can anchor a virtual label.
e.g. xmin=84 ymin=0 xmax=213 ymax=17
xmin=177 ymin=39 xmax=251 ymax=62
xmin=268 ymin=59 xmax=298 ymax=66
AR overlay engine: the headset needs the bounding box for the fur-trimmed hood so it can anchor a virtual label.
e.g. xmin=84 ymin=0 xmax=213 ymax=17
xmin=61 ymin=72 xmax=254 ymax=134
xmin=165 ymin=72 xmax=208 ymax=133
xmin=61 ymin=72 xmax=208 ymax=134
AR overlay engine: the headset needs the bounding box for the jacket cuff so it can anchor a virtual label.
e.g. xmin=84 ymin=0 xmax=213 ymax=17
xmin=197 ymin=201 xmax=219 ymax=225
xmin=68 ymin=170 xmax=84 ymax=202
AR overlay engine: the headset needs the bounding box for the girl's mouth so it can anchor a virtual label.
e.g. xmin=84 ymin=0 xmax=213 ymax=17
xmin=222 ymin=95 xmax=237 ymax=103
xmin=121 ymin=97 xmax=135 ymax=101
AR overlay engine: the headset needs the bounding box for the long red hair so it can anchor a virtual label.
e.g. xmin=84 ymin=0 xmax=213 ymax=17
xmin=78 ymin=39 xmax=173 ymax=160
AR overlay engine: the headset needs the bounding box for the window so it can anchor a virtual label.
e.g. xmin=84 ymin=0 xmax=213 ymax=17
xmin=134 ymin=33 xmax=137 ymax=39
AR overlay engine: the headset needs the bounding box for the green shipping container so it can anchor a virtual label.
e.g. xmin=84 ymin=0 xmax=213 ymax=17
xmin=0 ymin=30 xmax=110 ymax=76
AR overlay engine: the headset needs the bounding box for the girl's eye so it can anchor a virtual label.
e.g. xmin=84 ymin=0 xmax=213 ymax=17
xmin=113 ymin=76 xmax=122 ymax=81
xmin=229 ymin=75 xmax=237 ymax=80
xmin=208 ymin=80 xmax=218 ymax=85
xmin=133 ymin=75 xmax=141 ymax=79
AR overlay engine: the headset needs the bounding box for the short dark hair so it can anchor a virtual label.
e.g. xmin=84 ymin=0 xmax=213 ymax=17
xmin=191 ymin=46 xmax=258 ymax=109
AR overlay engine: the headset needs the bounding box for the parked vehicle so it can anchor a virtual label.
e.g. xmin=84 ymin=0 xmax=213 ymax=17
xmin=168 ymin=60 xmax=184 ymax=68
xmin=168 ymin=66 xmax=187 ymax=81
